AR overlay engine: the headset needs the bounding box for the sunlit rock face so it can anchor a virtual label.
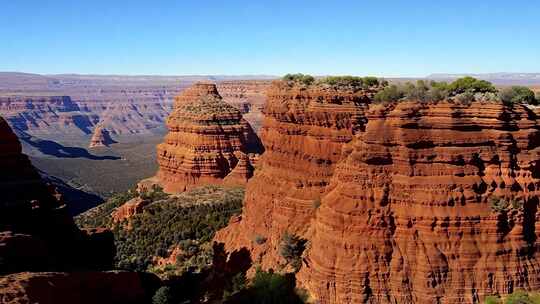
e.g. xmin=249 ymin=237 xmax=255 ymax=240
xmin=299 ymin=101 xmax=540 ymax=304
xmin=215 ymin=80 xmax=374 ymax=271
xmin=155 ymin=82 xmax=263 ymax=193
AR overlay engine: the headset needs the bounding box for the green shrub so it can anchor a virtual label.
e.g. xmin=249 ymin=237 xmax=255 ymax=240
xmin=282 ymin=73 xmax=315 ymax=86
xmin=254 ymin=234 xmax=267 ymax=245
xmin=373 ymin=84 xmax=404 ymax=103
xmin=318 ymin=76 xmax=380 ymax=90
xmin=489 ymin=196 xmax=524 ymax=213
xmin=280 ymin=232 xmax=307 ymax=272
xmin=500 ymin=86 xmax=537 ymax=105
xmin=111 ymin=186 xmax=244 ymax=273
xmin=230 ymin=268 xmax=307 ymax=304
xmin=223 ymin=272 xmax=248 ymax=300
xmin=75 ymin=189 xmax=138 ymax=227
xmin=485 ymin=295 xmax=502 ymax=304
xmin=536 ymin=92 xmax=540 ymax=105
xmin=447 ymin=76 xmax=497 ymax=95
xmin=489 ymin=196 xmax=510 ymax=212
xmin=505 ymin=290 xmax=536 ymax=304
xmin=152 ymin=286 xmax=176 ymax=304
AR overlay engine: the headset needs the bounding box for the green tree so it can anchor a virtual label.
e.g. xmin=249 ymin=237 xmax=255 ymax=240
xmin=282 ymin=73 xmax=315 ymax=86
xmin=373 ymin=85 xmax=404 ymax=103
xmin=280 ymin=232 xmax=307 ymax=271
xmin=500 ymin=86 xmax=537 ymax=105
xmin=504 ymin=290 xmax=536 ymax=304
xmin=231 ymin=269 xmax=307 ymax=304
xmin=152 ymin=286 xmax=176 ymax=304
xmin=447 ymin=76 xmax=496 ymax=95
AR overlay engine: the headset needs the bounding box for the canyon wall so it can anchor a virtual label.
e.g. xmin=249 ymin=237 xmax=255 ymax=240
xmin=217 ymin=81 xmax=540 ymax=303
xmin=215 ymin=81 xmax=375 ymax=269
xmin=153 ymin=83 xmax=263 ymax=193
xmin=298 ymin=101 xmax=540 ymax=303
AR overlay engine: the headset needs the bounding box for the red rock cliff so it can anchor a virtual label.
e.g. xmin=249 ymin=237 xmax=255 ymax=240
xmin=298 ymin=101 xmax=540 ymax=303
xmin=215 ymin=80 xmax=374 ymax=269
xmin=154 ymin=82 xmax=263 ymax=193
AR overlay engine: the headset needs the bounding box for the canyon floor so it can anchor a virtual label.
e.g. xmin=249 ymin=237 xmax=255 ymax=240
xmin=21 ymin=131 xmax=166 ymax=214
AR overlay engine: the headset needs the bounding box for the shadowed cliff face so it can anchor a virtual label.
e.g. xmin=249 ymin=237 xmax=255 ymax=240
xmin=152 ymin=82 xmax=263 ymax=193
xmin=0 ymin=114 xmax=160 ymax=303
xmin=216 ymin=82 xmax=540 ymax=304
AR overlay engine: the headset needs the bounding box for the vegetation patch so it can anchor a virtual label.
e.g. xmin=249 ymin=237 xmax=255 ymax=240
xmin=280 ymin=232 xmax=307 ymax=272
xmin=281 ymin=73 xmax=384 ymax=91
xmin=223 ymin=268 xmax=308 ymax=304
xmin=373 ymin=77 xmax=539 ymax=105
xmin=484 ymin=290 xmax=540 ymax=304
xmin=77 ymin=185 xmax=244 ymax=276
xmin=489 ymin=196 xmax=524 ymax=213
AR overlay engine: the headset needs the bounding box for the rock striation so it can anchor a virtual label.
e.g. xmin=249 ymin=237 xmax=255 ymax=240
xmin=218 ymin=80 xmax=272 ymax=132
xmin=215 ymin=80 xmax=374 ymax=269
xmin=297 ymin=101 xmax=540 ymax=303
xmin=217 ymin=86 xmax=540 ymax=303
xmin=89 ymin=124 xmax=116 ymax=148
xmin=153 ymin=82 xmax=263 ymax=193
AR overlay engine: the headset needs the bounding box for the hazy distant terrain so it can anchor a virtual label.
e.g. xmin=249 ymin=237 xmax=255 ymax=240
xmin=428 ymin=73 xmax=540 ymax=85
xmin=1 ymin=71 xmax=538 ymax=214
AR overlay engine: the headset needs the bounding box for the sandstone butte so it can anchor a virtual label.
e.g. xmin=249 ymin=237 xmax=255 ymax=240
xmin=88 ymin=124 xmax=116 ymax=148
xmin=149 ymin=82 xmax=263 ymax=193
xmin=0 ymin=116 xmax=157 ymax=303
xmin=216 ymin=81 xmax=540 ymax=304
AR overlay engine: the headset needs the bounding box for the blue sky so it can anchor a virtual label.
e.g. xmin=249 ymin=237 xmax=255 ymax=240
xmin=1 ymin=0 xmax=538 ymax=77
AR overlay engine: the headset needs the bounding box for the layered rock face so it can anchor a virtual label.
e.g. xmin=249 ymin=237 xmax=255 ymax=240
xmin=215 ymin=81 xmax=373 ymax=268
xmin=154 ymin=83 xmax=263 ymax=193
xmin=218 ymin=80 xmax=272 ymax=132
xmin=89 ymin=124 xmax=116 ymax=148
xmin=298 ymin=102 xmax=540 ymax=303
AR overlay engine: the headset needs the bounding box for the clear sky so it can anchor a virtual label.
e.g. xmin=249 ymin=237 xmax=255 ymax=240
xmin=1 ymin=0 xmax=538 ymax=77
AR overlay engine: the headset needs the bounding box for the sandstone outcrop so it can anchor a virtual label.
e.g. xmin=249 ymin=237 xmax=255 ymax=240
xmin=154 ymin=82 xmax=263 ymax=193
xmin=217 ymin=82 xmax=540 ymax=303
xmin=0 ymin=271 xmax=158 ymax=304
xmin=111 ymin=197 xmax=150 ymax=224
xmin=89 ymin=124 xmax=116 ymax=148
xmin=298 ymin=101 xmax=540 ymax=303
xmin=215 ymin=80 xmax=375 ymax=269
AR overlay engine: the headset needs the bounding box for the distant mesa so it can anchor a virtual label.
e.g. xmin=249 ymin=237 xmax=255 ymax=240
xmin=141 ymin=82 xmax=263 ymax=193
xmin=89 ymin=124 xmax=116 ymax=148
